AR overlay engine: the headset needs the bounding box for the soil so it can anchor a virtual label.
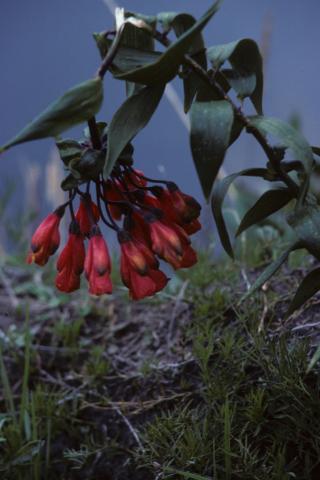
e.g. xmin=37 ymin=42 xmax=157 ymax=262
xmin=0 ymin=263 xmax=320 ymax=479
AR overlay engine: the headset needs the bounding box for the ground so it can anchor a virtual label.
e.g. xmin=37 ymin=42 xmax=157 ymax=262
xmin=0 ymin=248 xmax=320 ymax=479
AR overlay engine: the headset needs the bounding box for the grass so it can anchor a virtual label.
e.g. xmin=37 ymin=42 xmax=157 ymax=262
xmin=0 ymin=229 xmax=320 ymax=479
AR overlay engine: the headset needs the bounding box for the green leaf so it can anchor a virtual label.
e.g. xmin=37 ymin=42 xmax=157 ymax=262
xmin=307 ymin=343 xmax=320 ymax=372
xmin=104 ymin=83 xmax=165 ymax=179
xmin=120 ymin=16 xmax=156 ymax=97
xmin=286 ymin=267 xmax=320 ymax=318
xmin=69 ymin=149 xmax=104 ymax=181
xmin=222 ymin=68 xmax=256 ymax=100
xmin=249 ymin=116 xmax=314 ymax=173
xmin=240 ymin=243 xmax=298 ymax=302
xmin=157 ymin=12 xmax=208 ymax=112
xmin=2 ymin=78 xmax=103 ymax=151
xmin=211 ymin=168 xmax=268 ymax=257
xmin=207 ymin=38 xmax=263 ymax=114
xmin=236 ymin=188 xmax=294 ymax=236
xmin=229 ymin=116 xmax=244 ymax=146
xmin=61 ymin=174 xmax=79 ymax=191
xmin=114 ymin=1 xmax=223 ymax=85
xmin=190 ymin=97 xmax=234 ymax=200
xmin=55 ymin=139 xmax=82 ymax=166
xmin=93 ymin=35 xmax=161 ymax=74
xmin=287 ymin=204 xmax=320 ymax=260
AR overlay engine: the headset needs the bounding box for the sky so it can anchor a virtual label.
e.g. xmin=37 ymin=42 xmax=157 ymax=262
xmin=0 ymin=0 xmax=320 ymax=229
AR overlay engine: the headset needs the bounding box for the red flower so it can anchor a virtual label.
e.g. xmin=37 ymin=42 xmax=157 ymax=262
xmin=55 ymin=222 xmax=85 ymax=293
xmin=182 ymin=218 xmax=202 ymax=235
xmin=75 ymin=196 xmax=100 ymax=236
xmin=84 ymin=226 xmax=112 ymax=295
xmin=103 ymin=179 xmax=126 ymax=220
xmin=124 ymin=210 xmax=152 ymax=248
xmin=123 ymin=169 xmax=147 ymax=189
xmin=148 ymin=217 xmax=197 ymax=269
xmin=27 ymin=208 xmax=64 ymax=266
xmin=119 ymin=231 xmax=168 ymax=300
xmin=151 ymin=184 xmax=201 ymax=232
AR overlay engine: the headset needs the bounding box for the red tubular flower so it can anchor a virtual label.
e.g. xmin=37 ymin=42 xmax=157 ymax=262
xmin=27 ymin=207 xmax=64 ymax=266
xmin=123 ymin=169 xmax=147 ymax=189
xmin=118 ymin=231 xmax=168 ymax=300
xmin=103 ymin=179 xmax=126 ymax=220
xmin=55 ymin=221 xmax=85 ymax=293
xmin=150 ymin=184 xmax=201 ymax=234
xmin=182 ymin=218 xmax=202 ymax=235
xmin=75 ymin=196 xmax=100 ymax=236
xmin=123 ymin=210 xmax=150 ymax=248
xmin=148 ymin=217 xmax=197 ymax=270
xmin=84 ymin=226 xmax=112 ymax=295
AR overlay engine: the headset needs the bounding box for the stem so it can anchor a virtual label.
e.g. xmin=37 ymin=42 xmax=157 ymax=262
xmin=96 ymin=180 xmax=120 ymax=231
xmin=153 ymin=30 xmax=300 ymax=197
xmin=68 ymin=191 xmax=76 ymax=221
xmin=87 ymin=117 xmax=102 ymax=150
xmin=126 ymin=166 xmax=171 ymax=186
xmin=97 ymin=24 xmax=125 ymax=79
xmin=59 ymin=190 xmax=76 ymax=210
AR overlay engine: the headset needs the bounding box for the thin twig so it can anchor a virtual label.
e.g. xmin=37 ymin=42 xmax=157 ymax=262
xmin=240 ymin=268 xmax=251 ymax=291
xmin=258 ymin=283 xmax=269 ymax=333
xmin=87 ymin=117 xmax=102 ymax=150
xmin=113 ymin=405 xmax=144 ymax=451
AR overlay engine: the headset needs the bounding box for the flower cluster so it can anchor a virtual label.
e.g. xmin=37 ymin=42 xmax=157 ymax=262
xmin=27 ymin=165 xmax=201 ymax=300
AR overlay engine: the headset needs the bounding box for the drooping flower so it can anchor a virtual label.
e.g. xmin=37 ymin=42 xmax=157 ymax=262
xmin=182 ymin=218 xmax=202 ymax=235
xmin=27 ymin=207 xmax=64 ymax=266
xmin=125 ymin=209 xmax=153 ymax=248
xmin=84 ymin=226 xmax=112 ymax=295
xmin=103 ymin=179 xmax=126 ymax=220
xmin=75 ymin=196 xmax=100 ymax=236
xmin=118 ymin=231 xmax=168 ymax=300
xmin=148 ymin=216 xmax=197 ymax=269
xmin=55 ymin=221 xmax=85 ymax=293
xmin=150 ymin=183 xmax=201 ymax=231
xmin=123 ymin=168 xmax=147 ymax=189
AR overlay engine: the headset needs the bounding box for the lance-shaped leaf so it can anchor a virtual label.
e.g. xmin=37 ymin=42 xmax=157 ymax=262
xmin=211 ymin=168 xmax=268 ymax=257
xmin=236 ymin=188 xmax=294 ymax=236
xmin=207 ymin=39 xmax=263 ymax=114
xmin=286 ymin=267 xmax=320 ymax=318
xmin=104 ymin=83 xmax=165 ymax=179
xmin=240 ymin=242 xmax=300 ymax=303
xmin=56 ymin=139 xmax=82 ymax=166
xmin=249 ymin=116 xmax=314 ymax=174
xmin=121 ymin=16 xmax=156 ymax=98
xmin=157 ymin=12 xmax=208 ymax=112
xmin=1 ymin=78 xmax=103 ymax=151
xmin=93 ymin=35 xmax=161 ymax=75
xmin=221 ymin=68 xmax=256 ymax=100
xmin=287 ymin=204 xmax=320 ymax=260
xmin=114 ymin=1 xmax=222 ymax=85
xmin=307 ymin=343 xmax=320 ymax=372
xmin=61 ymin=173 xmax=80 ymax=191
xmin=190 ymin=95 xmax=234 ymax=200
